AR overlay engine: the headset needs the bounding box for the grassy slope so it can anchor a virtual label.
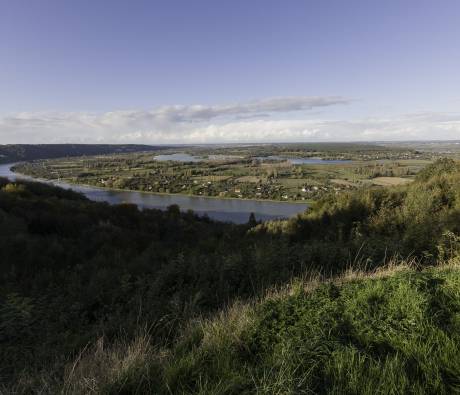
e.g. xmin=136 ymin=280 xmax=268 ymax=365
xmin=55 ymin=263 xmax=460 ymax=395
xmin=4 ymin=158 xmax=460 ymax=394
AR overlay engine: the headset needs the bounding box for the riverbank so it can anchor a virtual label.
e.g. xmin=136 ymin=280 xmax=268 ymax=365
xmin=1 ymin=163 xmax=309 ymax=223
xmin=8 ymin=165 xmax=313 ymax=205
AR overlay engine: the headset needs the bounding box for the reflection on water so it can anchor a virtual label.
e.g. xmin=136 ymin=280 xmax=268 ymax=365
xmin=0 ymin=163 xmax=308 ymax=224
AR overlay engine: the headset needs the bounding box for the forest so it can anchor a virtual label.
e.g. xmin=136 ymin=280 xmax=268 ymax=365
xmin=1 ymin=158 xmax=460 ymax=393
xmin=0 ymin=144 xmax=166 ymax=164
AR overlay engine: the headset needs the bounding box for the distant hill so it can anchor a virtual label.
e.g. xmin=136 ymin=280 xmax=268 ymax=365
xmin=0 ymin=144 xmax=168 ymax=163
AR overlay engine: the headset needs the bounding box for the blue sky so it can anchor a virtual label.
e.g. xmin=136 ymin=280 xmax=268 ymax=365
xmin=1 ymin=0 xmax=460 ymax=143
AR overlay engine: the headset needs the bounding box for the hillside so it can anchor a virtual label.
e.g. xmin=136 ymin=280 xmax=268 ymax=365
xmin=0 ymin=144 xmax=168 ymax=164
xmin=1 ymin=159 xmax=460 ymax=393
xmin=63 ymin=263 xmax=460 ymax=394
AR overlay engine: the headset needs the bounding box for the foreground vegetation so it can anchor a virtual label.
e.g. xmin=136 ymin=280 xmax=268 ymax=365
xmin=62 ymin=262 xmax=460 ymax=394
xmin=2 ymin=158 xmax=460 ymax=393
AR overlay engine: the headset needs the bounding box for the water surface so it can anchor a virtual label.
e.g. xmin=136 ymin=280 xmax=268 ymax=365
xmin=0 ymin=163 xmax=308 ymax=224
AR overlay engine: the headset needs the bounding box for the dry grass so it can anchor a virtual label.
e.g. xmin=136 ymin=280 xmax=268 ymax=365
xmin=62 ymin=330 xmax=155 ymax=394
xmin=199 ymin=301 xmax=255 ymax=351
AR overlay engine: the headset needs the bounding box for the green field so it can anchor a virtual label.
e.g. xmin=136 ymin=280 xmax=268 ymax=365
xmin=13 ymin=143 xmax=437 ymax=202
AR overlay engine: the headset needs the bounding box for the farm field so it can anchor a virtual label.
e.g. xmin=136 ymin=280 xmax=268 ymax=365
xmin=369 ymin=176 xmax=414 ymax=186
xmin=13 ymin=143 xmax=436 ymax=202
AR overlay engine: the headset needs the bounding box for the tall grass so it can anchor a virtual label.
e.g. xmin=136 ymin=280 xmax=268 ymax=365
xmin=9 ymin=261 xmax=458 ymax=394
xmin=62 ymin=331 xmax=156 ymax=394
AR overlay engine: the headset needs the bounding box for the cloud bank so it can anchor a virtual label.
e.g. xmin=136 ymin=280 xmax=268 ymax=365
xmin=1 ymin=97 xmax=459 ymax=144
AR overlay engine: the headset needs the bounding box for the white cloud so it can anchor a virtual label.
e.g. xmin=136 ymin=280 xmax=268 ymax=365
xmin=0 ymin=97 xmax=459 ymax=143
xmin=139 ymin=96 xmax=349 ymax=123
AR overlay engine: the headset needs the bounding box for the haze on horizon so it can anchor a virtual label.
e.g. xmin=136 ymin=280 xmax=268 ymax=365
xmin=1 ymin=0 xmax=460 ymax=144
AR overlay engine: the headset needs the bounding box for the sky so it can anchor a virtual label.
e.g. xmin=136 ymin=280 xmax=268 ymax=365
xmin=1 ymin=0 xmax=460 ymax=144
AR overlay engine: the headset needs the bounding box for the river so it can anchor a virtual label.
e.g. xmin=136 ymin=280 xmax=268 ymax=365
xmin=0 ymin=163 xmax=308 ymax=223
